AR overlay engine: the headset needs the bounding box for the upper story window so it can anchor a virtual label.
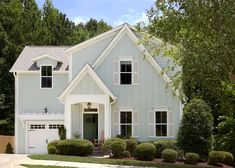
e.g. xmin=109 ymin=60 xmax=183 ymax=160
xmin=41 ymin=66 xmax=52 ymax=88
xmin=120 ymin=61 xmax=132 ymax=85
xmin=155 ymin=111 xmax=167 ymax=136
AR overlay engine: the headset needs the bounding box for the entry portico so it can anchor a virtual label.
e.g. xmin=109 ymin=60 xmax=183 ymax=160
xmin=59 ymin=64 xmax=116 ymax=140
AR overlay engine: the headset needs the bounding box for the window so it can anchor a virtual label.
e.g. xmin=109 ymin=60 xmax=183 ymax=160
xmin=120 ymin=111 xmax=132 ymax=136
xmin=30 ymin=124 xmax=45 ymax=129
xmin=41 ymin=66 xmax=52 ymax=88
xmin=120 ymin=61 xmax=132 ymax=85
xmin=155 ymin=111 xmax=167 ymax=136
xmin=49 ymin=124 xmax=63 ymax=129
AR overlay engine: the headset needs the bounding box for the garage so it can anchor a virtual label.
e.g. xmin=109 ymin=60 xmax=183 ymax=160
xmin=27 ymin=122 xmax=63 ymax=154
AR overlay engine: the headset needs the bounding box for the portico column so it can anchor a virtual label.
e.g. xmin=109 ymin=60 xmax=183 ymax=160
xmin=65 ymin=103 xmax=72 ymax=139
xmin=104 ymin=96 xmax=111 ymax=139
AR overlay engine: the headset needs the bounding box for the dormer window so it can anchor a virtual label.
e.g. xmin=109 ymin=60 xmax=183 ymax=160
xmin=41 ymin=66 xmax=52 ymax=88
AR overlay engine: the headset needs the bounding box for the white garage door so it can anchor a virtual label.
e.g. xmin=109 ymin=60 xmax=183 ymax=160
xmin=27 ymin=122 xmax=63 ymax=154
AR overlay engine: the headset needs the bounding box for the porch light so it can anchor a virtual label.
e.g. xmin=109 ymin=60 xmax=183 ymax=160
xmin=44 ymin=107 xmax=48 ymax=114
xmin=87 ymin=102 xmax=91 ymax=110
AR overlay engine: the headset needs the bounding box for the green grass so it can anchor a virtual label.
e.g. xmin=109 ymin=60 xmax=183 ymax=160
xmin=22 ymin=164 xmax=75 ymax=168
xmin=29 ymin=154 xmax=207 ymax=168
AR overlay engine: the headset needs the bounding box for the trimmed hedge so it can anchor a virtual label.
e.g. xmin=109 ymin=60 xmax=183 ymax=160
xmin=56 ymin=139 xmax=93 ymax=156
xmin=122 ymin=150 xmax=131 ymax=158
xmin=162 ymin=149 xmax=178 ymax=163
xmin=48 ymin=146 xmax=56 ymax=154
xmin=152 ymin=140 xmax=178 ymax=158
xmin=185 ymin=153 xmax=199 ymax=165
xmin=111 ymin=140 xmax=126 ymax=158
xmin=209 ymin=151 xmax=234 ymax=165
xmin=125 ymin=138 xmax=137 ymax=156
xmin=136 ymin=143 xmax=156 ymax=161
xmin=102 ymin=138 xmax=125 ymax=152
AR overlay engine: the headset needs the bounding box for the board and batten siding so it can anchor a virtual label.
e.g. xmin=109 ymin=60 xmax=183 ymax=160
xmin=94 ymin=32 xmax=181 ymax=141
xmin=71 ymin=32 xmax=118 ymax=80
xmin=18 ymin=73 xmax=68 ymax=114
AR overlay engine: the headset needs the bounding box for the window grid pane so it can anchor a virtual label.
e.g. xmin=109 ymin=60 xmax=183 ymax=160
xmin=155 ymin=111 xmax=167 ymax=137
xmin=120 ymin=61 xmax=132 ymax=85
xmin=120 ymin=111 xmax=132 ymax=137
xmin=41 ymin=66 xmax=52 ymax=88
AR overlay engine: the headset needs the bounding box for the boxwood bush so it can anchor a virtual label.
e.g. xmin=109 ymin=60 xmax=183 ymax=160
xmin=48 ymin=146 xmax=56 ymax=154
xmin=125 ymin=138 xmax=137 ymax=156
xmin=122 ymin=150 xmax=131 ymax=158
xmin=56 ymin=139 xmax=93 ymax=156
xmin=185 ymin=152 xmax=199 ymax=165
xmin=102 ymin=137 xmax=126 ymax=153
xmin=209 ymin=151 xmax=234 ymax=165
xmin=153 ymin=140 xmax=178 ymax=158
xmin=136 ymin=142 xmax=156 ymax=161
xmin=111 ymin=140 xmax=126 ymax=158
xmin=162 ymin=149 xmax=178 ymax=163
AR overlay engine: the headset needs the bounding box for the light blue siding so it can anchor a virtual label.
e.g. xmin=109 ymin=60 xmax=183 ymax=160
xmin=71 ymin=32 xmax=118 ymax=79
xmin=95 ymin=33 xmax=181 ymax=140
xmin=18 ymin=73 xmax=67 ymax=114
xmin=70 ymin=73 xmax=104 ymax=95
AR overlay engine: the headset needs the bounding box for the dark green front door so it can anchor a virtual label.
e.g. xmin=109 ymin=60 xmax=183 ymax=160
xmin=83 ymin=114 xmax=98 ymax=141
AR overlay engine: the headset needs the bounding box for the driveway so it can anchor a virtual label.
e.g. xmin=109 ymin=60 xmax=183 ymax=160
xmin=0 ymin=154 xmax=28 ymax=168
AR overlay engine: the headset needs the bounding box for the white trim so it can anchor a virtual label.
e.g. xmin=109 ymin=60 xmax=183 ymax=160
xmin=65 ymin=24 xmax=126 ymax=54
xmin=59 ymin=64 xmax=115 ymax=102
xmin=91 ymin=24 xmax=180 ymax=97
xmin=18 ymin=114 xmax=64 ymax=122
xmin=40 ymin=65 xmax=53 ymax=89
xmin=68 ymin=53 xmax=72 ymax=82
xmin=11 ymin=71 xmax=68 ymax=74
xmin=93 ymin=25 xmax=128 ymax=69
xmin=32 ymin=54 xmax=62 ymax=63
xmin=14 ymin=73 xmax=19 ymax=153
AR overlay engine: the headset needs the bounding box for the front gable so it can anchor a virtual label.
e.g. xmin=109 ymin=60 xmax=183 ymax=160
xmin=70 ymin=73 xmax=104 ymax=95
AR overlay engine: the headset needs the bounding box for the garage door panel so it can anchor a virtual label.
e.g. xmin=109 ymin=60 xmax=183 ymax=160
xmin=28 ymin=122 xmax=62 ymax=154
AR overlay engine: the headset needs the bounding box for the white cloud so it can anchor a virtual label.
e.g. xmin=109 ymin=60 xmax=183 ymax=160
xmin=73 ymin=16 xmax=89 ymax=25
xmin=113 ymin=8 xmax=149 ymax=26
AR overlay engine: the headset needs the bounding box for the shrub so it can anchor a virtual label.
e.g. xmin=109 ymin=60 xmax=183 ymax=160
xmin=111 ymin=141 xmax=126 ymax=158
xmin=162 ymin=149 xmax=178 ymax=163
xmin=185 ymin=153 xmax=199 ymax=165
xmin=122 ymin=151 xmax=131 ymax=158
xmin=153 ymin=140 xmax=178 ymax=158
xmin=209 ymin=151 xmax=234 ymax=165
xmin=58 ymin=125 xmax=66 ymax=140
xmin=5 ymin=143 xmax=13 ymax=154
xmin=48 ymin=140 xmax=60 ymax=148
xmin=125 ymin=138 xmax=137 ymax=156
xmin=56 ymin=139 xmax=93 ymax=156
xmin=102 ymin=137 xmax=126 ymax=152
xmin=136 ymin=142 xmax=156 ymax=161
xmin=222 ymin=151 xmax=234 ymax=165
xmin=177 ymin=99 xmax=213 ymax=158
xmin=48 ymin=146 xmax=56 ymax=154
xmin=208 ymin=151 xmax=225 ymax=165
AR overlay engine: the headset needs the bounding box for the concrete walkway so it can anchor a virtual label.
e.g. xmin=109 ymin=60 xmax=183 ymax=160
xmin=0 ymin=154 xmax=151 ymax=168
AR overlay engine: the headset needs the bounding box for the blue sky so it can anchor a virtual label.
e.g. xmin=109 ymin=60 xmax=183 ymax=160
xmin=35 ymin=0 xmax=155 ymax=26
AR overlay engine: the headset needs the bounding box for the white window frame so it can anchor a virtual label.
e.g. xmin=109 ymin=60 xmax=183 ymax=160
xmin=154 ymin=107 xmax=168 ymax=138
xmin=119 ymin=58 xmax=133 ymax=86
xmin=119 ymin=110 xmax=133 ymax=137
xmin=40 ymin=65 xmax=53 ymax=89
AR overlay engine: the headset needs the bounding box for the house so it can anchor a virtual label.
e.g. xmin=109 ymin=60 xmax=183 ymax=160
xmin=10 ymin=23 xmax=183 ymax=154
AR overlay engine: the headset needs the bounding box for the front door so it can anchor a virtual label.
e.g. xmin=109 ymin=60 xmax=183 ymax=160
xmin=83 ymin=114 xmax=98 ymax=141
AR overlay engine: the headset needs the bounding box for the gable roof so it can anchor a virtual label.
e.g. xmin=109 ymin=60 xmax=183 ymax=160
xmin=10 ymin=46 xmax=69 ymax=72
xmin=59 ymin=64 xmax=116 ymax=102
xmin=32 ymin=53 xmax=63 ymax=63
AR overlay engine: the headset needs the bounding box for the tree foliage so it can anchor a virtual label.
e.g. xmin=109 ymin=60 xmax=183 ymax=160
xmin=147 ymin=0 xmax=235 ymax=126
xmin=177 ymin=99 xmax=213 ymax=157
xmin=0 ymin=0 xmax=111 ymax=135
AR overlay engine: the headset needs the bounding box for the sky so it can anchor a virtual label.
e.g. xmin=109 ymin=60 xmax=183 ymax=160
xmin=35 ymin=0 xmax=155 ymax=26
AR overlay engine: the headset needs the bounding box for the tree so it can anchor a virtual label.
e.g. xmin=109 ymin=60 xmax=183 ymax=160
xmin=177 ymin=99 xmax=213 ymax=158
xmin=147 ymin=0 xmax=235 ymax=126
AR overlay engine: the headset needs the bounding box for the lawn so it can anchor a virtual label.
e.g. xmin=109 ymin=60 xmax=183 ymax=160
xmin=29 ymin=154 xmax=209 ymax=168
xmin=22 ymin=165 xmax=75 ymax=168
